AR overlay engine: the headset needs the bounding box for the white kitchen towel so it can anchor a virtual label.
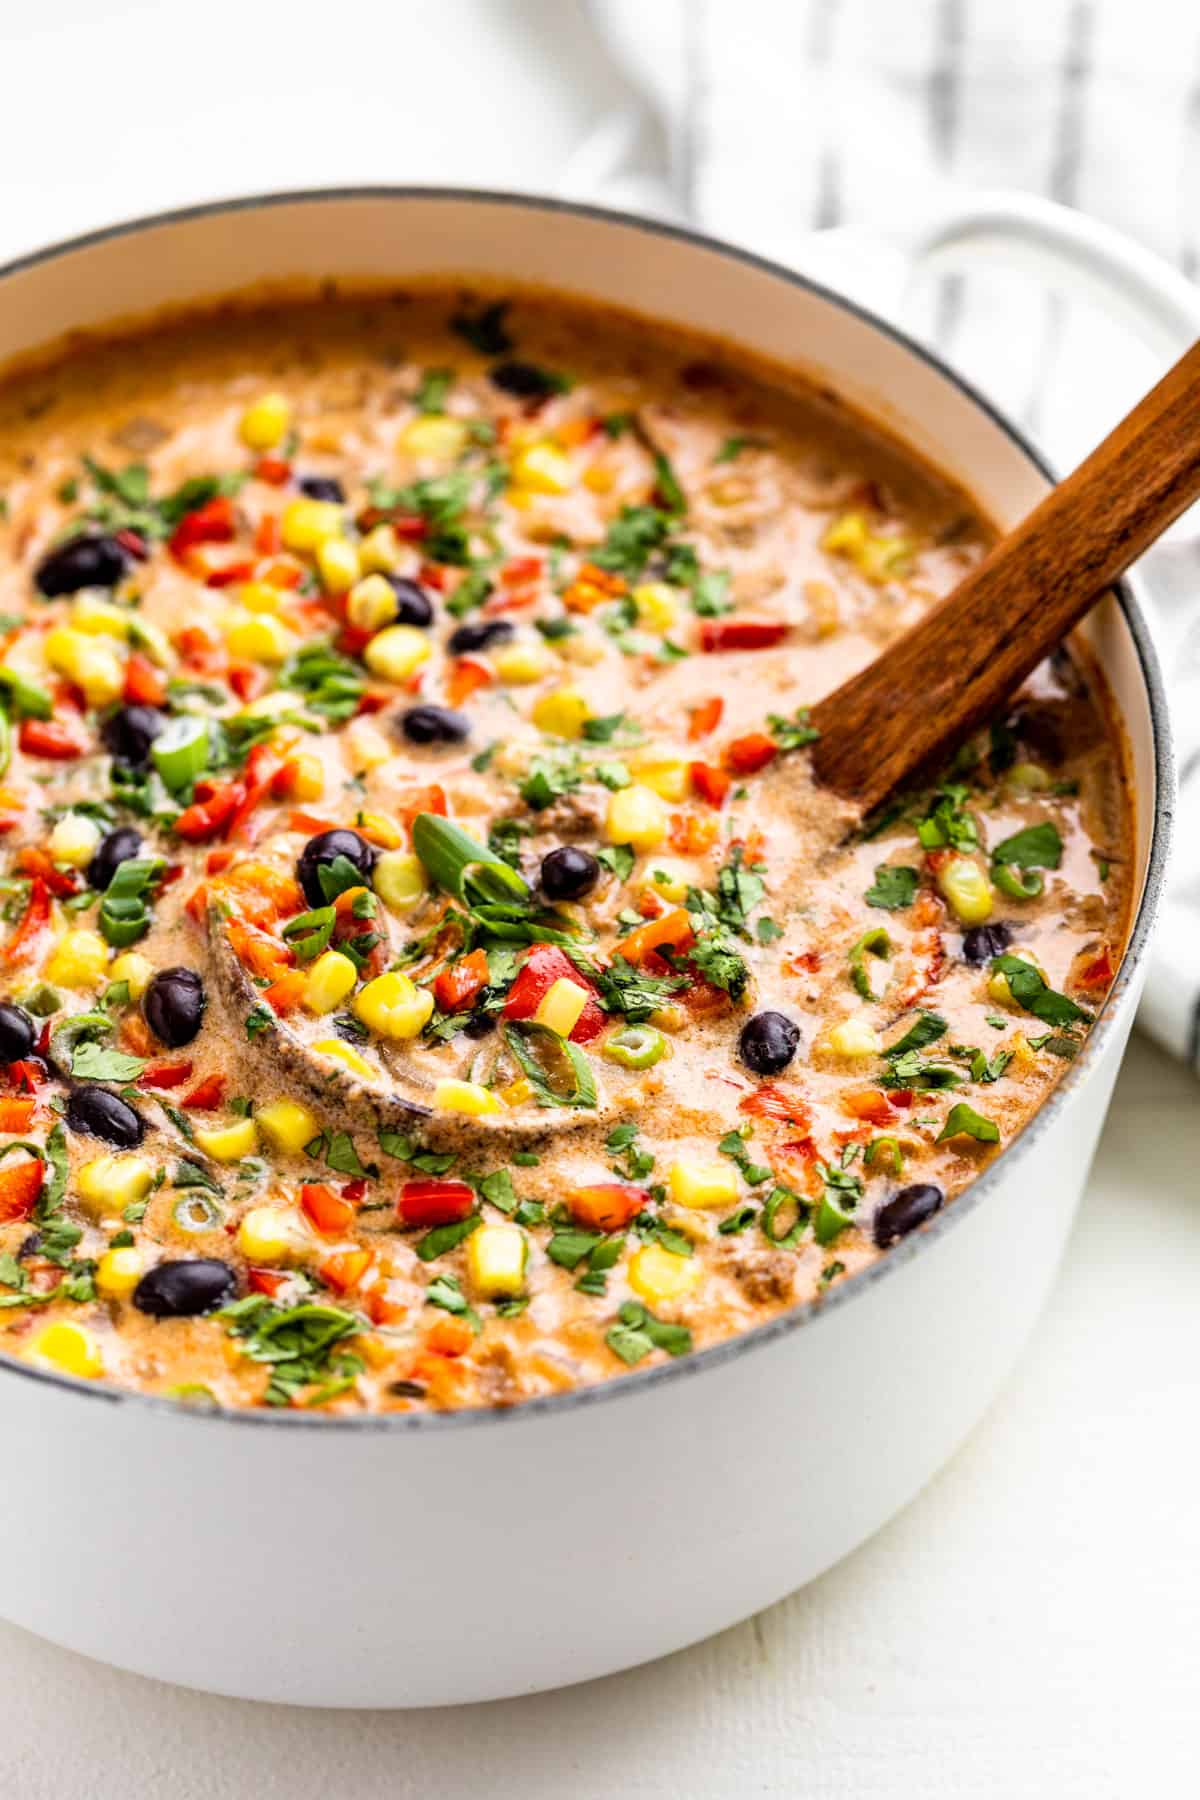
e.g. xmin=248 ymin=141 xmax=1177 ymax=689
xmin=573 ymin=0 xmax=1200 ymax=1066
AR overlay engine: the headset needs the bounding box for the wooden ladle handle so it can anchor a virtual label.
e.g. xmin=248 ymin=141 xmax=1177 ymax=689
xmin=808 ymin=337 xmax=1200 ymax=812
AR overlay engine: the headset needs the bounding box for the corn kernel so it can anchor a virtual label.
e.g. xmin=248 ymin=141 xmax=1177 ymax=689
xmin=76 ymin=1153 xmax=153 ymax=1217
xmin=822 ymin=510 xmax=869 ymax=557
xmin=498 ymin=1076 xmax=534 ymax=1108
xmin=493 ymin=641 xmax=550 ymax=685
xmin=583 ymin=461 xmax=616 ymax=493
xmin=533 ymin=976 xmax=589 ymax=1038
xmin=303 ymin=949 xmax=358 ymax=1015
xmin=466 ymin=1222 xmax=527 ymax=1297
xmin=281 ymin=498 xmax=344 ymax=552
xmin=668 ymin=1159 xmax=740 ymax=1211
xmin=280 ymin=751 xmax=324 ymax=802
xmin=363 ymin=624 xmax=431 ymax=684
xmin=342 ymin=718 xmax=392 ymax=772
xmin=649 ymin=1003 xmax=687 ymax=1033
xmin=353 ymin=971 xmax=434 ymax=1040
xmin=399 ymin=415 xmax=468 ymax=460
xmin=1009 ymin=1032 xmax=1038 ymax=1069
xmin=28 ymin=1320 xmax=103 ymax=1379
xmin=559 ymin=629 xmax=606 ymax=667
xmin=347 ymin=573 xmax=399 ymax=632
xmin=642 ymin=862 xmax=691 ymax=904
xmin=629 ymin=757 xmax=689 ymax=802
xmin=358 ymin=524 xmax=403 ymax=574
xmin=44 ymin=627 xmax=125 ymax=707
xmin=46 ymin=928 xmax=109 ymax=989
xmin=70 ymin=594 xmax=129 ymax=637
xmin=312 ymin=1038 xmax=379 ymax=1081
xmin=629 ymin=1241 xmax=700 ymax=1305
xmin=193 ymin=1118 xmax=258 ymax=1163
xmin=530 ymin=686 xmax=591 ymax=739
xmin=255 ymin=1099 xmax=320 ymax=1156
xmin=988 ymin=950 xmax=1045 ymax=1009
xmin=356 ymin=811 xmax=404 ymax=850
xmin=237 ymin=1204 xmax=309 ymax=1265
xmin=239 ymin=392 xmax=291 ymax=451
xmin=48 ymin=812 xmax=102 ymax=867
xmin=315 ymin=536 xmax=361 ymax=596
xmin=511 ymin=441 xmax=573 ymax=495
xmin=826 ymin=1017 xmax=883 ymax=1058
xmin=96 ymin=1245 xmax=144 ymax=1299
xmin=224 ymin=611 xmax=295 ymax=665
xmin=109 ymin=951 xmax=153 ymax=999
xmin=237 ymin=580 xmax=285 ymax=616
xmin=606 ymin=784 xmax=668 ymax=852
xmin=633 ymin=582 xmax=680 ymax=632
xmin=935 ymin=855 xmax=993 ymax=925
xmin=433 ymin=1078 xmax=503 ymax=1117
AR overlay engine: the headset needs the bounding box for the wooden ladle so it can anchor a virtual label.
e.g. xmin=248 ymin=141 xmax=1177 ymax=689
xmin=808 ymin=339 xmax=1200 ymax=813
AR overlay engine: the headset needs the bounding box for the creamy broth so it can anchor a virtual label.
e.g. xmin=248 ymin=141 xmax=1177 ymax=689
xmin=0 ymin=288 xmax=1131 ymax=1411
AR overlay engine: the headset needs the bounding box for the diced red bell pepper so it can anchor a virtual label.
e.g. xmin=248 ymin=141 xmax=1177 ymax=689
xmin=397 ymin=1179 xmax=476 ymax=1229
xmin=568 ymin=1183 xmax=649 ymax=1231
xmin=690 ymin=761 xmax=732 ymax=806
xmin=0 ymin=1157 xmax=43 ymax=1223
xmin=137 ymin=1060 xmax=194 ymax=1091
xmin=182 ymin=1073 xmax=226 ymax=1110
xmin=434 ymin=948 xmax=490 ymax=1014
xmin=840 ymin=1089 xmax=894 ymax=1127
xmin=1078 ymin=946 xmax=1115 ymax=990
xmin=15 ymin=847 xmax=82 ymax=899
xmin=122 ymin=651 xmax=168 ymax=707
xmin=248 ymin=1267 xmax=288 ymax=1297
xmin=228 ymin=663 xmax=265 ymax=703
xmin=301 ymin=1182 xmax=357 ymax=1237
xmin=501 ymin=943 xmax=606 ymax=1043
xmin=688 ymin=696 xmax=724 ymax=740
xmin=738 ymin=1084 xmax=813 ymax=1129
xmin=225 ymin=744 xmax=281 ymax=841
xmin=616 ymin=908 xmax=694 ymax=968
xmin=175 ymin=779 xmax=246 ymax=843
xmin=700 ymin=619 xmax=789 ymax=652
xmin=7 ymin=1060 xmax=44 ymax=1093
xmin=0 ymin=1098 xmax=35 ymax=1132
xmin=424 ymin=1314 xmax=473 ymax=1357
xmin=18 ymin=718 xmax=87 ymax=760
xmin=4 ymin=876 xmax=51 ymax=964
xmin=114 ymin=527 xmax=149 ymax=561
xmin=446 ymin=658 xmax=493 ymax=708
xmin=341 ymin=1178 xmax=368 ymax=1204
xmin=263 ymin=971 xmax=306 ymax=1015
xmin=254 ymin=514 xmax=283 ymax=556
xmin=169 ymin=495 xmax=237 ymax=559
xmin=725 ymin=733 xmax=778 ymax=776
xmin=254 ymin=456 xmax=292 ymax=487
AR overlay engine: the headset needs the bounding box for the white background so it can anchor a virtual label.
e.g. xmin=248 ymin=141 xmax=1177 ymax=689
xmin=2 ymin=3 xmax=1198 ymax=1793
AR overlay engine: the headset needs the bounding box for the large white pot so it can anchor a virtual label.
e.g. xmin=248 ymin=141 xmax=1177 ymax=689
xmin=0 ymin=190 xmax=1174 ymax=1707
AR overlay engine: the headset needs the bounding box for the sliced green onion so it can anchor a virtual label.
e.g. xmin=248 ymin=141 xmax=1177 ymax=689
xmin=0 ymin=706 xmax=9 ymax=779
xmin=864 ymin=1134 xmax=903 ymax=1177
xmin=0 ymin=668 xmax=52 ymax=720
xmin=848 ymin=926 xmax=891 ymax=1000
xmin=281 ymin=905 xmax=336 ymax=962
xmin=152 ymin=715 xmax=211 ymax=792
xmin=502 ymin=1021 xmax=597 ymax=1109
xmin=173 ymin=1192 xmax=223 ymax=1233
xmin=98 ymin=855 xmax=164 ymax=947
xmin=602 ymin=1024 xmax=666 ymax=1069
xmin=761 ymin=1184 xmax=809 ymax=1249
xmin=813 ymin=1190 xmax=856 ymax=1247
xmin=412 ymin=813 xmax=530 ymax=907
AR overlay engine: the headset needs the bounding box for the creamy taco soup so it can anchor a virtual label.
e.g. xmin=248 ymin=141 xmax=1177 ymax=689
xmin=0 ymin=287 xmax=1131 ymax=1412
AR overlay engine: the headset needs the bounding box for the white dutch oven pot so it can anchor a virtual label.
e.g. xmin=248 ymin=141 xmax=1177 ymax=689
xmin=0 ymin=191 xmax=1177 ymax=1707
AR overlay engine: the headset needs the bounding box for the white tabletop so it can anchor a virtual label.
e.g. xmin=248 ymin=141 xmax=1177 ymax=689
xmin=3 ymin=3 xmax=1197 ymax=1791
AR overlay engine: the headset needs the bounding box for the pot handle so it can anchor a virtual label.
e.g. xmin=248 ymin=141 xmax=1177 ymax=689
xmin=895 ymin=189 xmax=1200 ymax=353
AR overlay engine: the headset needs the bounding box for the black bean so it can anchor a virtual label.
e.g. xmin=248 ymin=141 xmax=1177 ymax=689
xmin=142 ymin=967 xmax=206 ymax=1048
xmin=489 ymin=360 xmax=562 ymax=398
xmin=0 ymin=1003 xmax=35 ymax=1064
xmin=386 ymin=577 xmax=434 ymax=628
xmin=540 ymin=845 xmax=600 ymax=902
xmin=400 ymin=704 xmax=471 ymax=746
xmin=34 ymin=532 xmax=129 ymax=597
xmin=296 ymin=828 xmax=377 ymax=909
xmin=874 ymin=1183 xmax=945 ymax=1247
xmin=100 ymin=704 xmax=166 ymax=770
xmin=296 ymin=475 xmax=345 ymax=503
xmin=961 ymin=921 xmax=1013 ymax=966
xmin=737 ymin=1011 xmax=801 ymax=1076
xmin=463 ymin=1012 xmax=497 ymax=1039
xmin=447 ymin=617 xmax=513 ymax=656
xmin=133 ymin=1258 xmax=237 ymax=1319
xmin=67 ymin=1084 xmax=145 ymax=1148
xmin=88 ymin=826 xmax=143 ymax=893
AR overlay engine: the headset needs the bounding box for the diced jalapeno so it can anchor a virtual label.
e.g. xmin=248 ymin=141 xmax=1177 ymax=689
xmin=602 ymin=1024 xmax=667 ymax=1069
